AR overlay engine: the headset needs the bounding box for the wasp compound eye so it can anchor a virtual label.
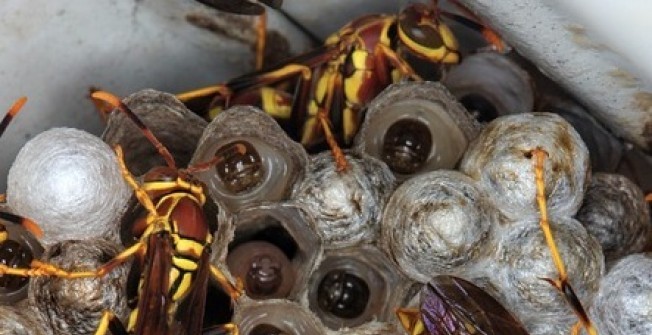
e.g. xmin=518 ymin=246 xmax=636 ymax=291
xmin=215 ymin=140 xmax=265 ymax=194
xmin=382 ymin=119 xmax=432 ymax=174
xmin=317 ymin=270 xmax=370 ymax=319
xmin=398 ymin=4 xmax=443 ymax=50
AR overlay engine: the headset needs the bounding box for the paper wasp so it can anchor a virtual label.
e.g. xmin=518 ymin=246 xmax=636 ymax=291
xmin=1 ymin=93 xmax=245 ymax=334
xmin=178 ymin=0 xmax=504 ymax=151
xmin=397 ymin=275 xmax=530 ymax=335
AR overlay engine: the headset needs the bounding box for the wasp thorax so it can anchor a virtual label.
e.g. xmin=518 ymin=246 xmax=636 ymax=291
xmin=382 ymin=119 xmax=432 ymax=174
xmin=215 ymin=140 xmax=265 ymax=194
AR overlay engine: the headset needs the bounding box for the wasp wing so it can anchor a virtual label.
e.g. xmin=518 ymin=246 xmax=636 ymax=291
xmin=421 ymin=276 xmax=530 ymax=335
xmin=133 ymin=232 xmax=173 ymax=335
xmin=175 ymin=250 xmax=211 ymax=335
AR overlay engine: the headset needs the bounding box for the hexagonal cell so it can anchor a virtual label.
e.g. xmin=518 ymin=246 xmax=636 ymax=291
xmin=102 ymin=89 xmax=208 ymax=176
xmin=223 ymin=203 xmax=321 ymax=301
xmin=191 ymin=106 xmax=308 ymax=213
xmin=0 ymin=218 xmax=44 ymax=305
xmin=233 ymin=299 xmax=327 ymax=335
xmin=291 ymin=151 xmax=395 ymax=249
xmin=459 ymin=112 xmax=590 ymax=221
xmin=442 ymin=51 xmax=535 ymax=121
xmin=353 ymin=81 xmax=479 ymax=179
xmin=29 ymin=239 xmax=129 ymax=335
xmin=0 ymin=305 xmax=48 ymax=335
xmin=381 ymin=170 xmax=497 ymax=282
xmin=305 ymin=245 xmax=414 ymax=330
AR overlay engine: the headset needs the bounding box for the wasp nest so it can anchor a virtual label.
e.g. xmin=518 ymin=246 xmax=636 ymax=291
xmin=492 ymin=218 xmax=604 ymax=328
xmin=460 ymin=112 xmax=590 ymax=222
xmin=591 ymin=253 xmax=652 ymax=335
xmin=191 ymin=106 xmax=308 ymax=213
xmin=442 ymin=51 xmax=535 ymax=121
xmin=29 ymin=239 xmax=129 ymax=335
xmin=353 ymin=81 xmax=479 ymax=178
xmin=576 ymin=173 xmax=651 ymax=264
xmin=7 ymin=128 xmax=130 ymax=247
xmin=102 ymin=89 xmax=208 ymax=175
xmin=291 ymin=151 xmax=395 ymax=249
xmin=381 ymin=170 xmax=497 ymax=282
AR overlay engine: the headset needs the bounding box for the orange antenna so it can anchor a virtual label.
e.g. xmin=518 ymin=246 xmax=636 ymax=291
xmin=184 ymin=142 xmax=248 ymax=174
xmin=90 ymin=91 xmax=177 ymax=170
xmin=0 ymin=97 xmax=27 ymax=138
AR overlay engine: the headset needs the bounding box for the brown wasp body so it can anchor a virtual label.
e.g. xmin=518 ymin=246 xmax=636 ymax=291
xmin=178 ymin=2 xmax=469 ymax=150
xmin=89 ymin=91 xmax=244 ymax=335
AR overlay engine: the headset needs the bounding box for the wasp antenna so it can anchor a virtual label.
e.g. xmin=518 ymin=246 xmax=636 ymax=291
xmin=114 ymin=145 xmax=160 ymax=218
xmin=91 ymin=91 xmax=177 ymax=170
xmin=0 ymin=211 xmax=44 ymax=238
xmin=184 ymin=142 xmax=248 ymax=174
xmin=530 ymin=147 xmax=597 ymax=335
xmin=0 ymin=96 xmax=27 ymax=139
xmin=318 ymin=112 xmax=348 ymax=172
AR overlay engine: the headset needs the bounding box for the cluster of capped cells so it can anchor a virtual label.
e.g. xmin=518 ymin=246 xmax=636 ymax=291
xmin=0 ymin=49 xmax=651 ymax=335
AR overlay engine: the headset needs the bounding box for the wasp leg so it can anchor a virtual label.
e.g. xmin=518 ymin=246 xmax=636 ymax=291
xmin=203 ymin=322 xmax=240 ymax=335
xmin=374 ymin=43 xmax=422 ymax=82
xmin=94 ymin=310 xmax=128 ymax=335
xmin=255 ymin=10 xmax=267 ymax=70
xmin=645 ymin=193 xmax=652 ymax=202
xmin=0 ymin=240 xmax=144 ymax=279
xmin=316 ymin=65 xmax=348 ymax=172
xmin=209 ymin=265 xmax=244 ymax=301
xmin=396 ymin=308 xmax=425 ymax=335
xmin=0 ymin=211 xmax=43 ymax=238
xmin=176 ymin=85 xmax=233 ymax=106
xmin=114 ymin=145 xmax=160 ymax=217
xmin=530 ymin=148 xmax=597 ymax=335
